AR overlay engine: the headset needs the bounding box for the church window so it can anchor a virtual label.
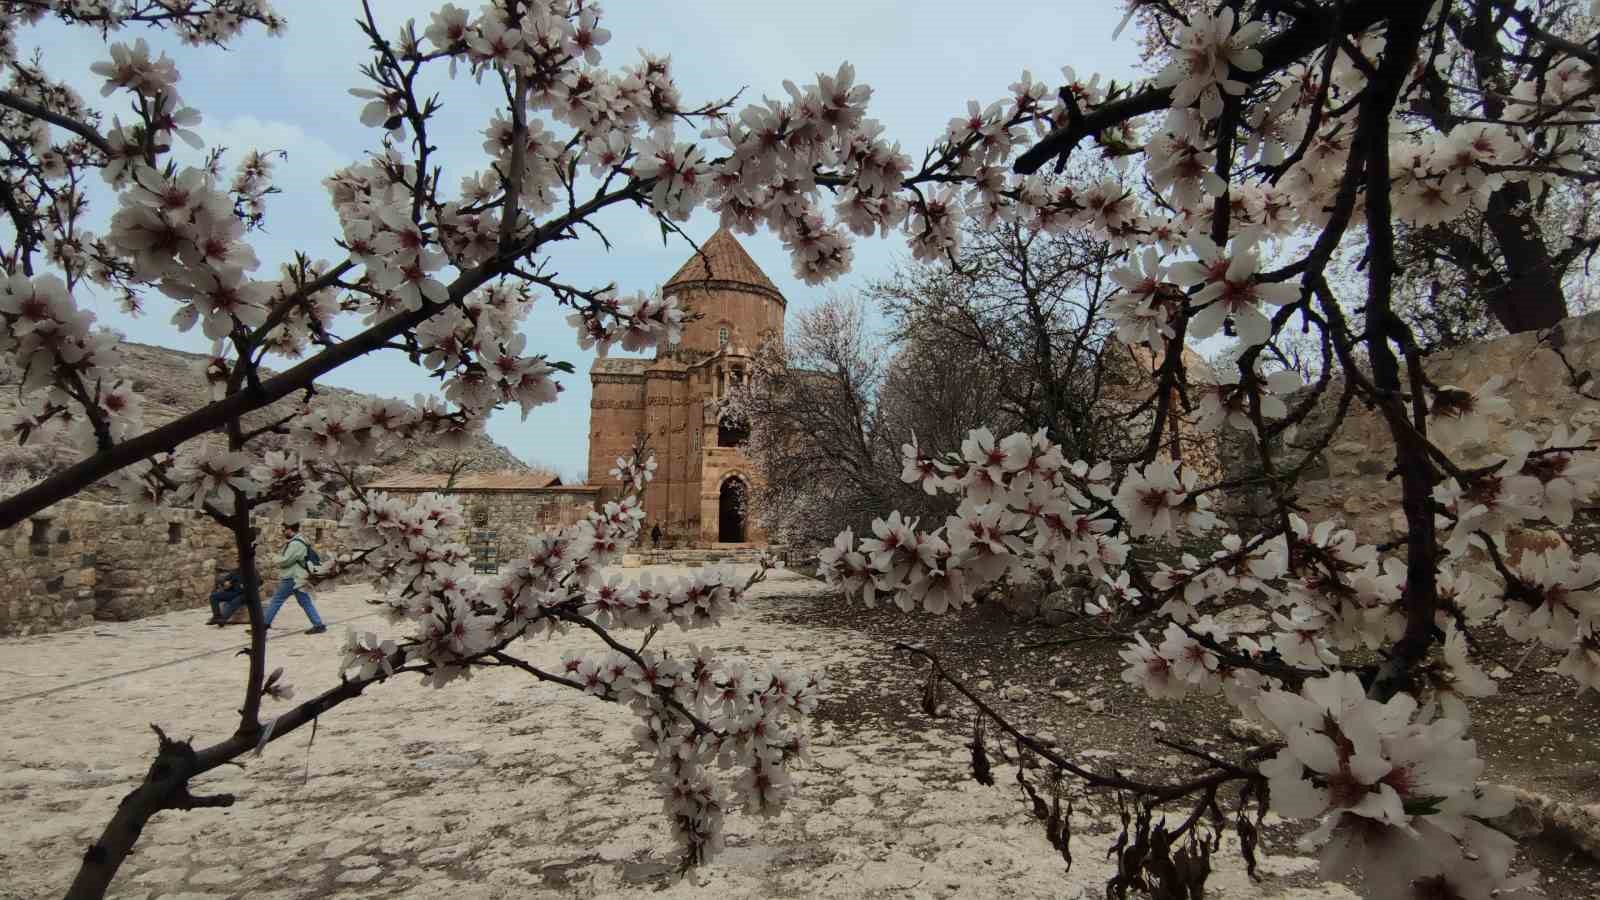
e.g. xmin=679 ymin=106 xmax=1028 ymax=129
xmin=717 ymin=325 xmax=730 ymax=347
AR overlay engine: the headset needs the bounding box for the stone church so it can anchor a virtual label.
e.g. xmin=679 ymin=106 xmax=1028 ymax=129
xmin=586 ymin=228 xmax=783 ymax=548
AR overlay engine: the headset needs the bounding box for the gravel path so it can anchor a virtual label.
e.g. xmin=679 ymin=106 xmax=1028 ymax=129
xmin=0 ymin=567 xmax=1352 ymax=899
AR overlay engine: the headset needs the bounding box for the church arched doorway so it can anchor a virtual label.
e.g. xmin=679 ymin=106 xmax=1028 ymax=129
xmin=718 ymin=477 xmax=747 ymax=543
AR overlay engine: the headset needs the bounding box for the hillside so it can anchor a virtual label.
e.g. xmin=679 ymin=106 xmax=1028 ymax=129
xmin=0 ymin=341 xmax=530 ymax=498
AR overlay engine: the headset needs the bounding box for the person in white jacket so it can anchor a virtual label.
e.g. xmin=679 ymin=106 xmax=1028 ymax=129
xmin=262 ymin=522 xmax=327 ymax=634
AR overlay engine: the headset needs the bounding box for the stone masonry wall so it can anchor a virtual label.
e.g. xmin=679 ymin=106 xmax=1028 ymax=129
xmin=587 ymin=359 xmax=648 ymax=506
xmin=644 ymin=367 xmax=706 ymax=545
xmin=1224 ymin=310 xmax=1600 ymax=544
xmin=1 ymin=499 xmax=344 ymax=636
xmin=381 ymin=487 xmax=600 ymax=574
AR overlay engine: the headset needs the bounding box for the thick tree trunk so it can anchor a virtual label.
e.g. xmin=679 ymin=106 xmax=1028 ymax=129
xmin=1360 ymin=6 xmax=1441 ymax=700
xmin=1454 ymin=1 xmax=1570 ymax=335
xmin=1483 ymin=183 xmax=1570 ymax=333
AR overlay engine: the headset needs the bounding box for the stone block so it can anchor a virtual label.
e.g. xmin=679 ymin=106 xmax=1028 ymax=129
xmin=94 ymin=595 xmax=131 ymax=622
xmin=1040 ymin=589 xmax=1080 ymax=626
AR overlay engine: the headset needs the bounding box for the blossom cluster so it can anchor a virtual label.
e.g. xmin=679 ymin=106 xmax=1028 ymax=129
xmin=1256 ymin=672 xmax=1535 ymax=897
xmin=823 ymin=410 xmax=1598 ymax=893
xmin=588 ymin=646 xmax=820 ymax=858
xmin=105 ymin=386 xmax=482 ymax=519
xmin=0 ymin=16 xmax=301 ymax=461
xmin=333 ymin=450 xmax=820 ymax=861
xmin=5 ymin=0 xmax=1600 ymax=893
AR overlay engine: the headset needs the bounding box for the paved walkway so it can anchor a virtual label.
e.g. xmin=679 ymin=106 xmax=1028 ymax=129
xmin=0 ymin=567 xmax=1350 ymax=899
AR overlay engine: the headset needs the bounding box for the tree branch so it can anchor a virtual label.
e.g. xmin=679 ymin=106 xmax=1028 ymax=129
xmin=1013 ymin=0 xmax=1394 ymax=174
xmin=0 ymin=89 xmax=113 ymax=155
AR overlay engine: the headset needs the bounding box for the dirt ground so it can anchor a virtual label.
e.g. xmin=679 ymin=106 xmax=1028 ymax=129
xmin=0 ymin=564 xmax=1593 ymax=898
xmin=768 ymin=590 xmax=1600 ymax=899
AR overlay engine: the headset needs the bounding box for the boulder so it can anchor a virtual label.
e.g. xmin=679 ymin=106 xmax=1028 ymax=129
xmin=1040 ymin=587 xmax=1087 ymax=626
xmin=994 ymin=577 xmax=1050 ymax=620
xmin=1214 ymin=604 xmax=1270 ymax=634
xmin=1493 ymin=786 xmax=1600 ymax=862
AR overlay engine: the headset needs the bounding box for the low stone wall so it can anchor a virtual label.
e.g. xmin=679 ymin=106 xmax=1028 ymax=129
xmin=1225 ymin=311 xmax=1600 ymax=544
xmin=622 ymin=547 xmax=778 ymax=568
xmin=374 ymin=486 xmax=600 ymax=574
xmin=0 ymin=499 xmax=343 ymax=636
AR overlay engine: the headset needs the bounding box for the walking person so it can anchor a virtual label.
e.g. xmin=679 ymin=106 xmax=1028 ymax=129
xmin=263 ymin=522 xmax=327 ymax=634
xmin=650 ymin=523 xmax=662 ymax=550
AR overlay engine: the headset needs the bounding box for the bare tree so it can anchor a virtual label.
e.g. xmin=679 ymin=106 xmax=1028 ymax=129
xmin=870 ymin=219 xmax=1140 ymax=462
xmin=737 ymin=295 xmax=1001 ymax=549
xmin=876 ymin=330 xmax=1006 ymax=467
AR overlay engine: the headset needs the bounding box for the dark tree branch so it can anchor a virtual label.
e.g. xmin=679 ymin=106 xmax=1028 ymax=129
xmin=1013 ymin=0 xmax=1395 ymax=174
xmin=0 ymin=89 xmax=113 ymax=154
xmin=0 ymin=179 xmax=650 ymax=529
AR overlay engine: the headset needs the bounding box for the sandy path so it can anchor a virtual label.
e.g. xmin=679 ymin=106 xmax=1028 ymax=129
xmin=0 ymin=567 xmax=1351 ymax=899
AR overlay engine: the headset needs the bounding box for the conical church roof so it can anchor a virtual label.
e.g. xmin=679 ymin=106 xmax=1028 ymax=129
xmin=662 ymin=228 xmax=785 ymax=304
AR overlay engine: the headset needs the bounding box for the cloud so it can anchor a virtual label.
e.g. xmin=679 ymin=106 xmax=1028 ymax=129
xmin=13 ymin=2 xmax=1160 ymax=475
xmin=200 ymin=115 xmax=348 ymax=178
xmin=194 ymin=115 xmax=349 ymax=270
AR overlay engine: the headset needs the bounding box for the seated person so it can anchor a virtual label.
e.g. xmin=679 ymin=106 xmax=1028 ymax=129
xmin=206 ymin=570 xmax=246 ymax=626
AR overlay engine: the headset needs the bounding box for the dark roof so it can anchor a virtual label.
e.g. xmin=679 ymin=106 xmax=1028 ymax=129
xmin=662 ymin=228 xmax=785 ymax=304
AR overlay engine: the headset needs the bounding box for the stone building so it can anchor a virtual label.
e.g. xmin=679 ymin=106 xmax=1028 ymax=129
xmin=365 ymin=470 xmax=600 ymax=573
xmin=587 ymin=228 xmax=784 ymax=547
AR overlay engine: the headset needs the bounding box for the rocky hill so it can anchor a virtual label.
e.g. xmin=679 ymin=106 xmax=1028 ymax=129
xmin=0 ymin=341 xmax=530 ymax=498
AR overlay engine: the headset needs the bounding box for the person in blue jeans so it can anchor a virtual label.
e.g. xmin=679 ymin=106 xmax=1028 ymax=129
xmin=264 ymin=522 xmax=327 ymax=634
xmin=205 ymin=569 xmax=246 ymax=625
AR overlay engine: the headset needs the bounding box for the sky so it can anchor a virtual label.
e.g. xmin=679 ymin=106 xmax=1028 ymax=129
xmin=22 ymin=1 xmax=1148 ymax=479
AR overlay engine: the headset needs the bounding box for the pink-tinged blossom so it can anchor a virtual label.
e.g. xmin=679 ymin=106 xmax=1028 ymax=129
xmin=1427 ymin=376 xmax=1511 ymax=447
xmin=1557 ymin=625 xmax=1600 ymax=695
xmin=90 ymin=39 xmax=180 ymax=97
xmin=1170 ymin=235 xmax=1298 ymax=346
xmin=1508 ymin=424 xmax=1600 ymax=526
xmin=1155 ymin=8 xmax=1266 ymax=119
xmin=1120 ymin=634 xmax=1189 ymax=700
xmin=1432 ymin=455 xmax=1543 ymax=556
xmin=341 ymin=630 xmax=398 ymax=680
xmin=1257 ymin=674 xmax=1413 ymax=826
xmin=1499 ymin=546 xmax=1600 ymax=649
xmin=1114 ymin=460 xmax=1216 ymax=540
xmin=1157 ymin=620 xmax=1224 ymax=691
xmin=1194 ymin=367 xmax=1302 ymax=433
